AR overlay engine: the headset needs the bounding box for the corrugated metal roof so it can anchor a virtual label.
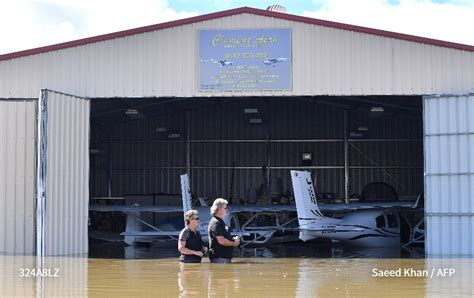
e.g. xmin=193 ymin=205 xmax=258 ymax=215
xmin=0 ymin=6 xmax=473 ymax=62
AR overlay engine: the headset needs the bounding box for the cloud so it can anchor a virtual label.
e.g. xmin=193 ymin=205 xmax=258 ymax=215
xmin=0 ymin=0 xmax=198 ymax=55
xmin=1 ymin=0 xmax=472 ymax=55
xmin=303 ymin=0 xmax=474 ymax=46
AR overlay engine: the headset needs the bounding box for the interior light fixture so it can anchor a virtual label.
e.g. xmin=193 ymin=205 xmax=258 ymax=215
xmin=370 ymin=107 xmax=384 ymax=112
xmin=244 ymin=108 xmax=258 ymax=114
xmin=125 ymin=108 xmax=138 ymax=115
xmin=249 ymin=118 xmax=263 ymax=124
xmin=168 ymin=133 xmax=181 ymax=138
xmin=89 ymin=149 xmax=104 ymax=154
xmin=349 ymin=132 xmax=363 ymax=138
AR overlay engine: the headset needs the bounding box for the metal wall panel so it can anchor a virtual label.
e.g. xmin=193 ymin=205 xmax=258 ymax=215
xmin=45 ymin=91 xmax=90 ymax=255
xmin=426 ymin=259 xmax=474 ymax=296
xmin=348 ymin=141 xmax=423 ymax=196
xmin=190 ymin=98 xmax=345 ymax=139
xmin=90 ymin=97 xmax=423 ymax=200
xmin=0 ymin=99 xmax=36 ymax=254
xmin=43 ymin=256 xmax=88 ymax=296
xmin=0 ymin=255 xmax=88 ymax=297
xmin=0 ymin=255 xmax=35 ymax=296
xmin=424 ymin=94 xmax=474 ymax=256
xmin=349 ymin=141 xmax=423 ymax=167
xmin=349 ymin=168 xmax=423 ymax=198
xmin=1 ymin=13 xmax=473 ymax=98
xmin=91 ymin=112 xmax=187 ymax=196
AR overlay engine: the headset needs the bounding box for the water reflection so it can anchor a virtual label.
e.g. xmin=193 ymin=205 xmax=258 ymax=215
xmin=1 ymin=253 xmax=473 ymax=297
xmin=295 ymin=258 xmax=427 ymax=297
xmin=0 ymin=255 xmax=88 ymax=297
xmin=0 ymin=255 xmax=35 ymax=297
xmin=89 ymin=240 xmax=425 ymax=259
xmin=178 ymin=263 xmax=208 ymax=297
xmin=426 ymin=258 xmax=474 ymax=297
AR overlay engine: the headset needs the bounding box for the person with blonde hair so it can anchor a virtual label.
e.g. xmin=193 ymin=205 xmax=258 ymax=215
xmin=208 ymin=198 xmax=240 ymax=263
xmin=178 ymin=210 xmax=207 ymax=263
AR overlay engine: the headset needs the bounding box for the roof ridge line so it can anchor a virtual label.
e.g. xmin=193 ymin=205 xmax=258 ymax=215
xmin=1 ymin=6 xmax=472 ymax=61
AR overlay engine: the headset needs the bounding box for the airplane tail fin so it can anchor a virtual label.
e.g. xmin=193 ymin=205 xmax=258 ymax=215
xmin=413 ymin=193 xmax=424 ymax=208
xmin=290 ymin=170 xmax=326 ymax=226
xmin=180 ymin=174 xmax=192 ymax=214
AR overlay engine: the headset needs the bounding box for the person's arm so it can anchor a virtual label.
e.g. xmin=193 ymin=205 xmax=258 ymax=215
xmin=216 ymin=236 xmax=239 ymax=247
xmin=178 ymin=229 xmax=203 ymax=257
xmin=210 ymin=219 xmax=240 ymax=247
xmin=178 ymin=241 xmax=204 ymax=256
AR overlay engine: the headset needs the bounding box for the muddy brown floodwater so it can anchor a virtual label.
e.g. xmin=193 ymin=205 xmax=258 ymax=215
xmin=1 ymin=243 xmax=473 ymax=297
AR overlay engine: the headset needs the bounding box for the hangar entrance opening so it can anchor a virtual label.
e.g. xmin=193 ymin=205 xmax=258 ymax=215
xmin=88 ymin=95 xmax=424 ymax=253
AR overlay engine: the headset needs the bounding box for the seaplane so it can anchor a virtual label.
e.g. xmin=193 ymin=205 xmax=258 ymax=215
xmin=88 ymin=174 xmax=298 ymax=246
xmin=291 ymin=170 xmax=424 ymax=247
xmin=200 ymin=58 xmax=234 ymax=66
xmin=263 ymin=57 xmax=288 ymax=66
xmin=180 ymin=174 xmax=298 ymax=246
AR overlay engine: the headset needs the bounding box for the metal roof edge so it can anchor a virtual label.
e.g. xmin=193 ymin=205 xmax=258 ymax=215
xmin=1 ymin=6 xmax=473 ymax=62
xmin=423 ymin=93 xmax=474 ymax=99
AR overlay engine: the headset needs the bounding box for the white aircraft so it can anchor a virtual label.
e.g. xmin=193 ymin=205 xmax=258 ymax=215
xmin=201 ymin=58 xmax=233 ymax=66
xmin=90 ymin=171 xmax=422 ymax=248
xmin=89 ymin=174 xmax=297 ymax=246
xmin=180 ymin=174 xmax=298 ymax=245
xmin=291 ymin=170 xmax=423 ymax=247
xmin=263 ymin=57 xmax=288 ymax=66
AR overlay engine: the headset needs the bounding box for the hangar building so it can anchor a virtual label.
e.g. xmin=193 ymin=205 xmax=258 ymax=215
xmin=0 ymin=7 xmax=473 ymax=256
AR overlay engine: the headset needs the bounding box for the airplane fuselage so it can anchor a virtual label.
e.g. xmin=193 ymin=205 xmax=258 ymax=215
xmin=299 ymin=209 xmax=400 ymax=247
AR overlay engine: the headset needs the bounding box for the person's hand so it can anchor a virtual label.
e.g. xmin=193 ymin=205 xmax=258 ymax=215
xmin=194 ymin=251 xmax=204 ymax=257
xmin=202 ymin=246 xmax=208 ymax=253
xmin=233 ymin=236 xmax=241 ymax=247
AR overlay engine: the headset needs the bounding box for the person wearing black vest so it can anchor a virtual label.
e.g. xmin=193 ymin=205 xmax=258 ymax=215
xmin=208 ymin=198 xmax=240 ymax=263
xmin=178 ymin=210 xmax=207 ymax=263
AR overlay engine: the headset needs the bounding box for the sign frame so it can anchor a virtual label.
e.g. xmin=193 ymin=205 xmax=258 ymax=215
xmin=197 ymin=28 xmax=293 ymax=92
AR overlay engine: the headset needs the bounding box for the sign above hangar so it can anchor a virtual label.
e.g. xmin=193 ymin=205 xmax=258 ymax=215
xmin=199 ymin=28 xmax=292 ymax=91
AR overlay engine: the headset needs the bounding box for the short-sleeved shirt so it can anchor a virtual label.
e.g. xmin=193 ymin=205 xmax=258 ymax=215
xmin=179 ymin=226 xmax=204 ymax=263
xmin=208 ymin=216 xmax=234 ymax=260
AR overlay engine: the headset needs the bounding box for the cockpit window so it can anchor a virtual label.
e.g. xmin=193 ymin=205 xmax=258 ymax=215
xmin=230 ymin=216 xmax=237 ymax=230
xmin=386 ymin=214 xmax=398 ymax=228
xmin=376 ymin=215 xmax=385 ymax=228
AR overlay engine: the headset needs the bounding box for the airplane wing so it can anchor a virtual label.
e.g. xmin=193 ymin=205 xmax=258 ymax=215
xmin=231 ymin=231 xmax=251 ymax=236
xmin=120 ymin=229 xmax=250 ymax=237
xmin=89 ymin=204 xmax=183 ymax=213
xmin=230 ymin=205 xmax=296 ymax=213
xmin=318 ymin=200 xmax=417 ymax=212
xmin=229 ymin=200 xmax=416 ymax=214
xmin=120 ymin=231 xmax=181 ymax=237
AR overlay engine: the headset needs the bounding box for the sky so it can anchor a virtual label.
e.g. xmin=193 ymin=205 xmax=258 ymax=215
xmin=0 ymin=0 xmax=473 ymax=55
